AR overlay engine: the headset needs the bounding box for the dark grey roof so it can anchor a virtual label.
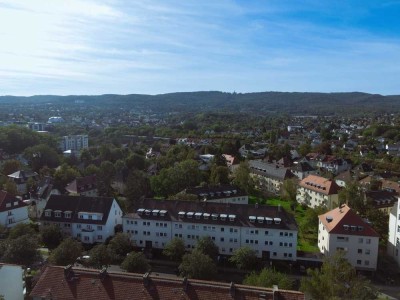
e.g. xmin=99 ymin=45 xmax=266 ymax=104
xmin=40 ymin=195 xmax=115 ymax=225
xmin=125 ymin=198 xmax=298 ymax=231
xmin=184 ymin=185 xmax=246 ymax=200
xmin=249 ymin=160 xmax=294 ymax=181
xmin=291 ymin=162 xmax=315 ymax=172
xmin=8 ymin=170 xmax=38 ymax=179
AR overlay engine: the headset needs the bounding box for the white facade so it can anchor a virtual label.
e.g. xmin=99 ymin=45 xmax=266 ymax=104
xmin=0 ymin=264 xmax=25 ymax=300
xmin=387 ymin=199 xmax=400 ymax=267
xmin=42 ymin=198 xmax=122 ymax=244
xmin=206 ymin=195 xmax=248 ymax=205
xmin=60 ymin=135 xmax=89 ymax=152
xmin=123 ymin=205 xmax=297 ymax=261
xmin=318 ymin=205 xmax=379 ymax=271
xmin=0 ymin=198 xmax=29 ymax=228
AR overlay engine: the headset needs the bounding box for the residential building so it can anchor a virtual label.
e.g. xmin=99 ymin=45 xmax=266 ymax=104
xmin=0 ymin=264 xmax=25 ymax=300
xmin=60 ymin=135 xmax=89 ymax=153
xmin=7 ymin=170 xmax=39 ymax=194
xmin=318 ymin=204 xmax=379 ymax=271
xmin=388 ymin=198 xmax=400 ymax=267
xmin=28 ymin=177 xmax=61 ymax=219
xmin=365 ymin=190 xmax=398 ymax=215
xmin=65 ymin=175 xmax=98 ymax=197
xmin=27 ymin=122 xmax=47 ymax=132
xmin=30 ymin=265 xmax=305 ymax=300
xmin=291 ymin=161 xmax=316 ymax=180
xmin=182 ymin=185 xmax=248 ymax=204
xmin=123 ymin=198 xmax=298 ymax=261
xmin=0 ymin=190 xmax=29 ymax=228
xmin=249 ymin=160 xmax=295 ymax=195
xmin=334 ymin=170 xmax=353 ymax=188
xmin=40 ymin=195 xmax=122 ymax=244
xmin=297 ymin=175 xmax=340 ymax=209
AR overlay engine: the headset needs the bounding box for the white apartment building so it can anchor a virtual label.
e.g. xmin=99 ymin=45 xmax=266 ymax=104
xmin=41 ymin=195 xmax=122 ymax=244
xmin=0 ymin=190 xmax=29 ymax=228
xmin=249 ymin=160 xmax=295 ymax=195
xmin=183 ymin=185 xmax=248 ymax=205
xmin=318 ymin=204 xmax=379 ymax=271
xmin=60 ymin=135 xmax=89 ymax=153
xmin=297 ymin=174 xmax=340 ymax=209
xmin=123 ymin=199 xmax=298 ymax=261
xmin=388 ymin=198 xmax=400 ymax=267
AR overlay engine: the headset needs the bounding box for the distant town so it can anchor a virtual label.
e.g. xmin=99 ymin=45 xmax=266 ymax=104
xmin=0 ymin=93 xmax=400 ymax=299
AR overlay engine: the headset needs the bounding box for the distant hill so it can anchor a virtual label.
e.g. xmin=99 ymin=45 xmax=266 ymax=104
xmin=1 ymin=91 xmax=399 ymax=115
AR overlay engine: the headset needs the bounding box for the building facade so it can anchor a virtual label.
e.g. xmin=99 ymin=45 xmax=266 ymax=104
xmin=318 ymin=204 xmax=379 ymax=271
xmin=41 ymin=195 xmax=122 ymax=244
xmin=297 ymin=174 xmax=340 ymax=209
xmin=388 ymin=198 xmax=400 ymax=267
xmin=60 ymin=135 xmax=89 ymax=153
xmin=123 ymin=199 xmax=298 ymax=261
xmin=0 ymin=190 xmax=29 ymax=228
xmin=249 ymin=160 xmax=295 ymax=195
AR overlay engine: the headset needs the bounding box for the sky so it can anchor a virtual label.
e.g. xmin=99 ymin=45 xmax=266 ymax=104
xmin=0 ymin=0 xmax=400 ymax=96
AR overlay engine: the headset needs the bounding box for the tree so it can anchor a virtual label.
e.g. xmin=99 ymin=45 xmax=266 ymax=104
xmin=8 ymin=223 xmax=37 ymax=240
xmin=125 ymin=170 xmax=151 ymax=209
xmin=300 ymin=206 xmax=327 ymax=234
xmin=244 ymin=268 xmax=293 ymax=290
xmin=2 ymin=235 xmax=40 ymax=266
xmin=126 ymin=153 xmax=146 ymax=171
xmin=209 ymin=165 xmax=230 ymax=186
xmin=300 ymin=251 xmax=378 ymax=300
xmin=40 ymin=225 xmax=63 ymax=250
xmin=24 ymin=144 xmax=60 ymax=172
xmin=97 ymin=161 xmax=116 ymax=196
xmin=49 ymin=238 xmax=83 ymax=266
xmin=3 ymin=180 xmax=18 ymax=196
xmin=1 ymin=159 xmax=21 ymax=176
xmin=121 ymin=251 xmax=150 ymax=273
xmin=281 ymin=178 xmax=298 ymax=202
xmin=54 ymin=164 xmax=81 ymax=191
xmin=107 ymin=233 xmax=134 ymax=263
xmin=232 ymin=162 xmax=254 ymax=193
xmin=88 ymin=244 xmax=111 ymax=269
xmin=179 ymin=250 xmax=217 ymax=280
xmin=195 ymin=236 xmax=219 ymax=261
xmin=163 ymin=237 xmax=186 ymax=261
xmin=229 ymin=246 xmax=258 ymax=270
xmin=338 ymin=181 xmax=365 ymax=214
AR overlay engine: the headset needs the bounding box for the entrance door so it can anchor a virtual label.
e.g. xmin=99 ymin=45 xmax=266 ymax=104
xmin=145 ymin=240 xmax=152 ymax=249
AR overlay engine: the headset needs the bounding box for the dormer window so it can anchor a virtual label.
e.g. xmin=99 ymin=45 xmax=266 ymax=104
xmin=186 ymin=212 xmax=194 ymax=219
xmin=203 ymin=213 xmax=210 ymax=220
xmin=229 ymin=215 xmax=236 ymax=222
xmin=64 ymin=212 xmax=71 ymax=218
xmin=249 ymin=216 xmax=256 ymax=223
xmin=343 ymin=225 xmax=349 ymax=230
xmin=54 ymin=211 xmax=61 ymax=217
xmin=45 ymin=210 xmax=51 ymax=217
xmin=351 ymin=225 xmax=357 ymax=231
xmin=220 ymin=214 xmax=227 ymax=221
xmin=257 ymin=217 xmax=264 ymax=224
xmin=357 ymin=226 xmax=364 ymax=231
xmin=212 ymin=214 xmax=218 ymax=221
xmin=195 ymin=212 xmax=202 ymax=220
xmin=274 ymin=218 xmax=281 ymax=225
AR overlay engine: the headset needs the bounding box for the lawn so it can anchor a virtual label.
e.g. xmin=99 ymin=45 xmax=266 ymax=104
xmin=249 ymin=195 xmax=319 ymax=253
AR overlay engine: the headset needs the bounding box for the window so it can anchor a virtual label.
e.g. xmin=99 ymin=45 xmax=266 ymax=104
xmin=221 ymin=228 xmax=224 ymax=232
xmin=357 ymin=249 xmax=362 ymax=254
xmin=65 ymin=213 xmax=71 ymax=218
xmin=357 ymin=260 xmax=361 ymax=265
xmin=358 ymin=238 xmax=363 ymax=243
xmin=220 ymin=237 xmax=224 ymax=242
xmin=273 ymin=252 xmax=277 ymax=256
xmin=265 ymin=230 xmax=269 ymax=235
xmin=365 ymin=249 xmax=370 ymax=255
xmin=364 ymin=260 xmax=369 ymax=266
xmin=98 ymin=235 xmax=103 ymax=240
xmin=97 ymin=225 xmax=102 ymax=230
xmin=54 ymin=212 xmax=61 ymax=217
xmin=64 ymin=223 xmax=71 ymax=228
xmin=77 ymin=224 xmax=81 ymax=229
xmin=366 ymin=238 xmax=371 ymax=244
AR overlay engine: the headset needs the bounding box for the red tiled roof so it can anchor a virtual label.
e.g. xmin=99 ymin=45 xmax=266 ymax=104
xmin=318 ymin=204 xmax=379 ymax=237
xmin=299 ymin=175 xmax=340 ymax=195
xmin=30 ymin=266 xmax=305 ymax=300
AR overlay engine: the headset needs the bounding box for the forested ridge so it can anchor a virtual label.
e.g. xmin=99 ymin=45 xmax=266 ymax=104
xmin=1 ymin=91 xmax=400 ymax=115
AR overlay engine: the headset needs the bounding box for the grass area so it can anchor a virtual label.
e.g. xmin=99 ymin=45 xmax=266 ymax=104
xmin=249 ymin=194 xmax=319 ymax=253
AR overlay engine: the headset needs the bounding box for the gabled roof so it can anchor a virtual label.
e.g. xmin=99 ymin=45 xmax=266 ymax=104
xmin=249 ymin=160 xmax=294 ymax=181
xmin=0 ymin=190 xmax=27 ymax=212
xmin=299 ymin=175 xmax=340 ymax=195
xmin=184 ymin=185 xmax=246 ymax=200
xmin=7 ymin=170 xmax=38 ymax=179
xmin=126 ymin=198 xmax=298 ymax=231
xmin=40 ymin=195 xmax=115 ymax=225
xmin=30 ymin=266 xmax=305 ymax=300
xmin=65 ymin=175 xmax=97 ymax=194
xmin=319 ymin=204 xmax=379 ymax=237
xmin=291 ymin=162 xmax=315 ymax=172
xmin=334 ymin=170 xmax=353 ymax=182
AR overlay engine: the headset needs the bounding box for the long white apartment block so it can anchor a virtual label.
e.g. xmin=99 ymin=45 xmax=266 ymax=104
xmin=123 ymin=199 xmax=298 ymax=261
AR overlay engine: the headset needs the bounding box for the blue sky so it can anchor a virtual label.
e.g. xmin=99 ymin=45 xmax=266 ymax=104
xmin=0 ymin=0 xmax=400 ymax=96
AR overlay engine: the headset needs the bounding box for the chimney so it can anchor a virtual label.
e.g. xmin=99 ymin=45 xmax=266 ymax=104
xmin=99 ymin=267 xmax=108 ymax=281
xmin=143 ymin=272 xmax=150 ymax=287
